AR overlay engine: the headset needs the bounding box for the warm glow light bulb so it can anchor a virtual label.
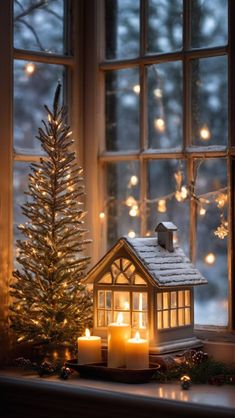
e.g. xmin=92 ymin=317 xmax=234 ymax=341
xmin=25 ymin=62 xmax=36 ymax=75
xmin=128 ymin=230 xmax=136 ymax=238
xmin=154 ymin=117 xmax=165 ymax=132
xmin=129 ymin=205 xmax=139 ymax=217
xmin=153 ymin=88 xmax=163 ymax=98
xmin=180 ymin=186 xmax=188 ymax=199
xmin=199 ymin=207 xmax=206 ymax=216
xmin=130 ymin=175 xmax=139 ymax=186
xmin=99 ymin=212 xmax=105 ymax=219
xmin=204 ymin=252 xmax=216 ymax=265
xmin=133 ymin=84 xmax=140 ymax=94
xmin=158 ymin=199 xmax=167 ymax=213
xmin=125 ymin=196 xmax=137 ymax=207
xmin=200 ymin=125 xmax=211 ymax=141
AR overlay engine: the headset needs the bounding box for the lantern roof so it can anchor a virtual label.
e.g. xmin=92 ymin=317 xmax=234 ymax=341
xmin=84 ymin=236 xmax=207 ymax=288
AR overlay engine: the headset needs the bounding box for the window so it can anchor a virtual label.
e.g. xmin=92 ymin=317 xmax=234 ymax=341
xmin=88 ymin=0 xmax=232 ymax=329
xmin=157 ymin=290 xmax=191 ymax=329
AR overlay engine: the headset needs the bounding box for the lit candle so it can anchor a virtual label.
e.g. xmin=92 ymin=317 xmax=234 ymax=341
xmin=125 ymin=331 xmax=149 ymax=369
xmin=77 ymin=329 xmax=101 ymax=364
xmin=107 ymin=313 xmax=131 ymax=368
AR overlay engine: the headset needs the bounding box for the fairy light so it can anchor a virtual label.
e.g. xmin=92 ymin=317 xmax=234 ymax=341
xmin=199 ymin=206 xmax=206 ymax=216
xmin=154 ymin=118 xmax=165 ymax=132
xmin=24 ymin=62 xmax=36 ymax=75
xmin=215 ymin=193 xmax=227 ymax=209
xmin=200 ymin=125 xmax=211 ymax=141
xmin=157 ymin=199 xmax=167 ymax=213
xmin=129 ymin=205 xmax=139 ymax=217
xmin=130 ymin=175 xmax=139 ymax=186
xmin=128 ymin=230 xmax=136 ymax=238
xmin=153 ymin=88 xmax=163 ymax=98
xmin=125 ymin=196 xmax=137 ymax=207
xmin=99 ymin=212 xmax=105 ymax=220
xmin=204 ymin=252 xmax=216 ymax=265
xmin=180 ymin=186 xmax=188 ymax=199
xmin=133 ymin=84 xmax=140 ymax=94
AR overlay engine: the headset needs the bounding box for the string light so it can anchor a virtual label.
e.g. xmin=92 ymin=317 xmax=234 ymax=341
xmin=129 ymin=175 xmax=139 ymax=186
xmin=99 ymin=212 xmax=105 ymax=220
xmin=204 ymin=252 xmax=216 ymax=265
xmin=125 ymin=196 xmax=137 ymax=207
xmin=157 ymin=199 xmax=167 ymax=213
xmin=154 ymin=118 xmax=165 ymax=132
xmin=133 ymin=84 xmax=140 ymax=94
xmin=129 ymin=205 xmax=139 ymax=217
xmin=215 ymin=193 xmax=227 ymax=209
xmin=153 ymin=88 xmax=163 ymax=98
xmin=199 ymin=206 xmax=206 ymax=216
xmin=128 ymin=230 xmax=136 ymax=238
xmin=200 ymin=125 xmax=211 ymax=141
xmin=24 ymin=62 xmax=36 ymax=75
xmin=214 ymin=219 xmax=228 ymax=239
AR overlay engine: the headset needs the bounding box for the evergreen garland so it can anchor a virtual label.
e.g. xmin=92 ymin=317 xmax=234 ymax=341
xmin=10 ymin=83 xmax=92 ymax=346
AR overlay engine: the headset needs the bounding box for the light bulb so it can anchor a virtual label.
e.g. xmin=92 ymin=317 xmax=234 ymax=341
xmin=125 ymin=196 xmax=137 ymax=207
xmin=128 ymin=230 xmax=136 ymax=238
xmin=199 ymin=207 xmax=206 ymax=216
xmin=130 ymin=175 xmax=139 ymax=186
xmin=133 ymin=84 xmax=140 ymax=94
xmin=99 ymin=212 xmax=105 ymax=219
xmin=157 ymin=199 xmax=166 ymax=213
xmin=154 ymin=118 xmax=165 ymax=132
xmin=25 ymin=62 xmax=36 ymax=75
xmin=129 ymin=205 xmax=139 ymax=217
xmin=200 ymin=125 xmax=211 ymax=141
xmin=204 ymin=252 xmax=216 ymax=265
xmin=153 ymin=88 xmax=163 ymax=98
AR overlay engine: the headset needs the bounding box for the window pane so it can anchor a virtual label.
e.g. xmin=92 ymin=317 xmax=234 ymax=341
xmin=170 ymin=309 xmax=177 ymax=327
xmin=99 ymin=273 xmax=113 ymax=284
xmin=191 ymin=56 xmax=228 ymax=146
xmin=163 ymin=292 xmax=169 ymax=309
xmin=14 ymin=0 xmax=65 ymax=54
xmin=132 ymin=312 xmax=147 ymax=329
xmin=105 ymin=0 xmax=140 ymax=59
xmin=13 ymin=162 xmax=31 ymax=260
xmin=105 ymin=69 xmax=140 ymax=151
xmin=171 ymin=292 xmax=177 ymax=308
xmin=195 ymin=159 xmax=228 ymax=326
xmin=147 ymin=160 xmax=189 ymax=255
xmin=98 ymin=310 xmax=105 ymax=327
xmin=114 ymin=291 xmax=130 ymax=310
xmin=98 ymin=291 xmax=105 ymax=308
xmin=14 ymin=60 xmax=65 ymax=154
xmin=116 ymin=273 xmax=129 ymax=284
xmin=147 ymin=0 xmax=183 ymax=53
xmin=163 ymin=310 xmax=169 ymax=328
xmin=190 ymin=0 xmax=228 ymax=49
xmin=133 ymin=292 xmax=148 ymax=311
xmin=157 ymin=312 xmax=162 ymax=329
xmin=134 ymin=275 xmax=146 ymax=285
xmin=148 ymin=61 xmax=182 ymax=149
xmin=178 ymin=290 xmax=184 ymax=307
xmin=178 ymin=308 xmax=184 ymax=326
xmin=106 ymin=291 xmax=112 ymax=309
xmin=106 ymin=161 xmax=140 ymax=247
xmin=185 ymin=308 xmax=191 ymax=325
xmin=114 ymin=311 xmax=130 ymax=323
xmin=157 ymin=293 xmax=162 ymax=310
xmin=185 ymin=290 xmax=191 ymax=307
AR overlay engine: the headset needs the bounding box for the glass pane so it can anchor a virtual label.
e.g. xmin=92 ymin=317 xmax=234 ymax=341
xmin=185 ymin=290 xmax=191 ymax=307
xmin=163 ymin=310 xmax=169 ymax=328
xmin=99 ymin=273 xmax=113 ymax=284
xmin=122 ymin=258 xmax=131 ymax=270
xmin=133 ymin=292 xmax=148 ymax=311
xmin=106 ymin=291 xmax=112 ymax=309
xmin=114 ymin=311 xmax=130 ymax=323
xmin=105 ymin=0 xmax=140 ymax=59
xmin=190 ymin=0 xmax=228 ymax=49
xmin=114 ymin=291 xmax=130 ymax=310
xmin=178 ymin=290 xmax=184 ymax=307
xmin=178 ymin=308 xmax=184 ymax=326
xmin=106 ymin=161 xmax=140 ymax=247
xmin=170 ymin=309 xmax=177 ymax=327
xmin=116 ymin=273 xmax=129 ymax=284
xmin=157 ymin=312 xmax=162 ymax=329
xmin=185 ymin=308 xmax=191 ymax=325
xmin=105 ymin=68 xmax=140 ymax=151
xmin=132 ymin=312 xmax=147 ymax=329
xmin=13 ymin=162 xmax=31 ymax=260
xmin=14 ymin=0 xmax=65 ymax=54
xmin=171 ymin=292 xmax=177 ymax=308
xmin=157 ymin=293 xmax=162 ymax=310
xmin=111 ymin=263 xmax=120 ymax=278
xmin=148 ymin=61 xmax=182 ymax=149
xmin=134 ymin=275 xmax=146 ymax=285
xmin=125 ymin=264 xmax=136 ymax=279
xmin=147 ymin=0 xmax=183 ymax=53
xmin=14 ymin=60 xmax=64 ymax=153
xmin=106 ymin=310 xmax=112 ymax=325
xmin=98 ymin=310 xmax=105 ymax=327
xmin=191 ymin=56 xmax=228 ymax=146
xmin=147 ymin=160 xmax=189 ymax=255
xmin=163 ymin=292 xmax=169 ymax=309
xmin=98 ymin=291 xmax=105 ymax=308
xmin=195 ymin=159 xmax=228 ymax=326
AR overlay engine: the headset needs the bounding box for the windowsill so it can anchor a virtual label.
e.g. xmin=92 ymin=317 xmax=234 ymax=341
xmin=0 ymin=368 xmax=234 ymax=418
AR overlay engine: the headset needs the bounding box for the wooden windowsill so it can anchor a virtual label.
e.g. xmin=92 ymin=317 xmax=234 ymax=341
xmin=0 ymin=369 xmax=234 ymax=418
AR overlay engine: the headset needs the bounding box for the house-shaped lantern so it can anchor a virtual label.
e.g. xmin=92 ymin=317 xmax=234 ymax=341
xmin=84 ymin=222 xmax=207 ymax=353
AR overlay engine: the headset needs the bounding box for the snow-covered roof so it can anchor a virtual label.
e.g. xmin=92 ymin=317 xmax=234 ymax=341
xmin=123 ymin=237 xmax=207 ymax=287
xmin=84 ymin=236 xmax=207 ymax=288
xmin=155 ymin=222 xmax=177 ymax=231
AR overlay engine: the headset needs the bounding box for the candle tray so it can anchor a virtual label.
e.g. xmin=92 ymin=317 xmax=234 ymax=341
xmin=65 ymin=360 xmax=160 ymax=384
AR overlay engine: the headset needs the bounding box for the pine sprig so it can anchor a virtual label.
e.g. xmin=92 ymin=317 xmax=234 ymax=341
xmin=10 ymin=83 xmax=92 ymax=345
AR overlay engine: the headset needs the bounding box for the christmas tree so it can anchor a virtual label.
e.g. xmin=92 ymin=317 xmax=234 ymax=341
xmin=10 ymin=83 xmax=92 ymax=346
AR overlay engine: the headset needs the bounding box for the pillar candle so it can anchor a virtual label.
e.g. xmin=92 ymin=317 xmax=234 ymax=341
xmin=125 ymin=332 xmax=149 ymax=369
xmin=77 ymin=329 xmax=102 ymax=364
xmin=107 ymin=313 xmax=131 ymax=368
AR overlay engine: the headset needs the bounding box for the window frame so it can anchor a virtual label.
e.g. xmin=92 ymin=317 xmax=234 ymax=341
xmin=83 ymin=0 xmax=235 ymax=332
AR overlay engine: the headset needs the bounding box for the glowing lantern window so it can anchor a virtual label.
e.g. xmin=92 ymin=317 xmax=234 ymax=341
xmin=156 ymin=290 xmax=191 ymax=329
xmin=99 ymin=273 xmax=113 ymax=284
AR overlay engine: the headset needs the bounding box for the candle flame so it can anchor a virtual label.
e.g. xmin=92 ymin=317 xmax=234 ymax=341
xmin=117 ymin=312 xmax=123 ymax=324
xmin=85 ymin=328 xmax=90 ymax=338
xmin=135 ymin=331 xmax=140 ymax=341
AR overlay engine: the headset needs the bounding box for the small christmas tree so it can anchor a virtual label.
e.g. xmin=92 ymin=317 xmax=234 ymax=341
xmin=10 ymin=83 xmax=92 ymax=346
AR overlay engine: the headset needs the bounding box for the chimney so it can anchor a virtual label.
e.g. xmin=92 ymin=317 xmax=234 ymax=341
xmin=155 ymin=222 xmax=177 ymax=252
